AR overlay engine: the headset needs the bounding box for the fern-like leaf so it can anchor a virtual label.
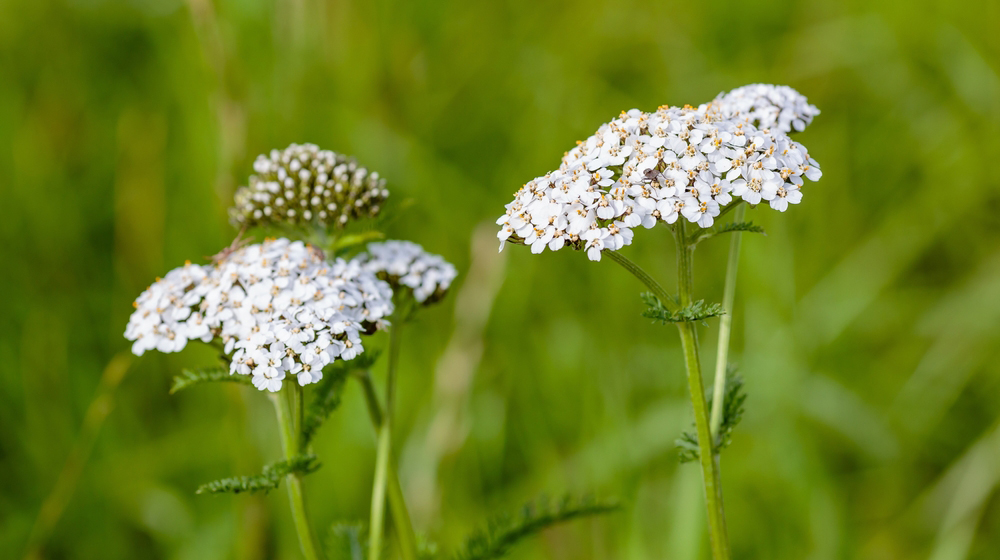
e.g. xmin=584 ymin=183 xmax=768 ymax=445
xmin=641 ymin=293 xmax=725 ymax=325
xmin=676 ymin=431 xmax=700 ymax=464
xmin=675 ymin=367 xmax=747 ymax=463
xmin=170 ymin=366 xmax=251 ymax=394
xmin=302 ymin=368 xmax=349 ymax=446
xmin=196 ymin=454 xmax=320 ymax=495
xmin=714 ymin=221 xmax=765 ymax=236
xmin=453 ymin=495 xmax=619 ymax=560
xmin=302 ymin=351 xmax=381 ymax=445
xmin=715 ymin=373 xmax=747 ymax=451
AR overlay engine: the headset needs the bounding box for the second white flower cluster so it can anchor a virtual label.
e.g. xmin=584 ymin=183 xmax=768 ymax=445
xmin=125 ymin=238 xmax=456 ymax=392
xmin=355 ymin=240 xmax=458 ymax=304
xmin=497 ymin=84 xmax=823 ymax=261
xmin=126 ymin=238 xmax=394 ymax=391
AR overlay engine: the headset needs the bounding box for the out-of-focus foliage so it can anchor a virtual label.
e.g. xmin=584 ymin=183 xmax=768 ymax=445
xmin=2 ymin=0 xmax=999 ymax=559
xmin=453 ymin=496 xmax=619 ymax=560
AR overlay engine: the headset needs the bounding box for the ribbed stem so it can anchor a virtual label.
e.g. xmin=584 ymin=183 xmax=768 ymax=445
xmin=369 ymin=427 xmax=391 ymax=560
xmin=271 ymin=383 xmax=322 ymax=560
xmin=675 ymin=220 xmax=730 ymax=560
xmin=710 ymin=203 xmax=745 ymax=439
xmin=357 ymin=371 xmax=419 ymax=560
xmin=368 ymin=323 xmax=413 ymax=560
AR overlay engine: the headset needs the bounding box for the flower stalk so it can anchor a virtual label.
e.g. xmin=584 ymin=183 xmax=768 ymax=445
xmin=604 ymin=249 xmax=674 ymax=307
xmin=710 ymin=203 xmax=745 ymax=439
xmin=674 ymin=220 xmax=730 ymax=560
xmin=271 ymin=382 xmax=323 ymax=560
xmin=357 ymin=371 xmax=419 ymax=560
xmin=368 ymin=321 xmax=417 ymax=560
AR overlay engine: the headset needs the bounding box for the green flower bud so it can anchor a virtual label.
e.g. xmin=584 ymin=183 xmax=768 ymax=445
xmin=230 ymin=143 xmax=389 ymax=230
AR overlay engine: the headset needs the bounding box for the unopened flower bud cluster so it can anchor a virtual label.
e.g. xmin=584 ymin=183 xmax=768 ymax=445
xmin=497 ymin=84 xmax=822 ymax=261
xmin=712 ymin=83 xmax=820 ymax=134
xmin=354 ymin=240 xmax=458 ymax=304
xmin=124 ymin=238 xmax=394 ymax=392
xmin=230 ymin=143 xmax=389 ymax=230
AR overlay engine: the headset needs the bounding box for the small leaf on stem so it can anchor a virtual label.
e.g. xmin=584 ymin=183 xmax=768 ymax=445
xmin=170 ymin=366 xmax=252 ymax=394
xmin=641 ymin=293 xmax=725 ymax=325
xmin=196 ymin=454 xmax=320 ymax=495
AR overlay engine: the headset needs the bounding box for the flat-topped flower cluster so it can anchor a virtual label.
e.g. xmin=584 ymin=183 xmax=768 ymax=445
xmin=355 ymin=240 xmax=458 ymax=304
xmin=230 ymin=143 xmax=389 ymax=230
xmin=714 ymin=83 xmax=821 ymax=134
xmin=497 ymin=85 xmax=822 ymax=261
xmin=124 ymin=238 xmax=394 ymax=391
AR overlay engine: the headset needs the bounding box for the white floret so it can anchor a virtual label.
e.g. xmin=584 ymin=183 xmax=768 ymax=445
xmin=124 ymin=238 xmax=394 ymax=391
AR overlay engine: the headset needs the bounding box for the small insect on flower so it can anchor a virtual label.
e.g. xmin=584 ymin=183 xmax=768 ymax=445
xmin=209 ymin=225 xmax=252 ymax=266
xmin=124 ymin=238 xmax=395 ymax=391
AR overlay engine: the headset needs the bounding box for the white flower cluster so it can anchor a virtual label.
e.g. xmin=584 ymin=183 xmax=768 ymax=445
xmin=354 ymin=240 xmax=458 ymax=304
xmin=497 ymin=86 xmax=822 ymax=261
xmin=230 ymin=143 xmax=389 ymax=230
xmin=124 ymin=238 xmax=394 ymax=392
xmin=713 ymin=83 xmax=820 ymax=135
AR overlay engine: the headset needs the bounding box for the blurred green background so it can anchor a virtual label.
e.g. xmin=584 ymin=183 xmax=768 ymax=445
xmin=3 ymin=0 xmax=1000 ymax=558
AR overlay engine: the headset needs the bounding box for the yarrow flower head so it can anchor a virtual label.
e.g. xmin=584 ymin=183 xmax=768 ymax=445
xmin=497 ymin=87 xmax=822 ymax=262
xmin=124 ymin=238 xmax=394 ymax=392
xmin=353 ymin=240 xmax=458 ymax=305
xmin=230 ymin=143 xmax=390 ymax=231
xmin=712 ymin=83 xmax=820 ymax=135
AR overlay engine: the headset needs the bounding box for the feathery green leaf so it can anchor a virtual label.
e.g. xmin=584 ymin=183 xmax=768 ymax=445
xmin=715 ymin=372 xmax=747 ymax=451
xmin=302 ymin=351 xmax=381 ymax=445
xmin=170 ymin=366 xmax=251 ymax=394
xmin=714 ymin=221 xmax=765 ymax=236
xmin=676 ymin=367 xmax=747 ymax=463
xmin=453 ymin=495 xmax=619 ymax=560
xmin=676 ymin=431 xmax=700 ymax=464
xmin=641 ymin=293 xmax=725 ymax=325
xmin=196 ymin=454 xmax=320 ymax=495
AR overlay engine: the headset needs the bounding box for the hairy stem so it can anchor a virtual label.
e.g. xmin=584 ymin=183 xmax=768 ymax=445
xmin=710 ymin=203 xmax=745 ymax=440
xmin=357 ymin=371 xmax=419 ymax=560
xmin=675 ymin=220 xmax=730 ymax=560
xmin=369 ymin=323 xmax=413 ymax=560
xmin=272 ymin=383 xmax=322 ymax=560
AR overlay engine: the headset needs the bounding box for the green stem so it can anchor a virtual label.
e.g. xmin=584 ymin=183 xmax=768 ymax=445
xmin=604 ymin=249 xmax=675 ymax=308
xmin=357 ymin=371 xmax=419 ymax=560
xmin=369 ymin=323 xmax=412 ymax=560
xmin=271 ymin=383 xmax=323 ymax=560
xmin=369 ymin=427 xmax=391 ymax=560
xmin=675 ymin=220 xmax=730 ymax=560
xmin=710 ymin=204 xmax=745 ymax=440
